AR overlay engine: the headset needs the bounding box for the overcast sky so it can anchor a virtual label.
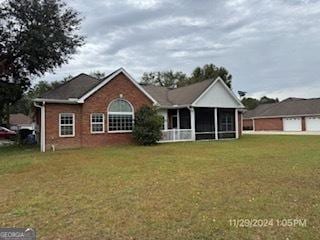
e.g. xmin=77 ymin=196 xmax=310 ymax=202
xmin=39 ymin=0 xmax=320 ymax=100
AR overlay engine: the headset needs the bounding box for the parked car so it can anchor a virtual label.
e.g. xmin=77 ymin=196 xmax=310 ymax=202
xmin=0 ymin=127 xmax=16 ymax=140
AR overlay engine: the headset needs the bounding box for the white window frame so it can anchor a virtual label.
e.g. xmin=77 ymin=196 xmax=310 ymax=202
xmin=90 ymin=113 xmax=105 ymax=134
xmin=107 ymin=99 xmax=134 ymax=133
xmin=59 ymin=113 xmax=75 ymax=137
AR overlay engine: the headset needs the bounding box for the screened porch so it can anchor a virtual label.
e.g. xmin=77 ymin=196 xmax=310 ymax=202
xmin=159 ymin=107 xmax=239 ymax=142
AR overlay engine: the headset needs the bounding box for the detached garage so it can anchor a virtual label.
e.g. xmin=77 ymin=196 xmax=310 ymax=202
xmin=283 ymin=117 xmax=302 ymax=132
xmin=306 ymin=117 xmax=320 ymax=131
xmin=243 ymin=98 xmax=320 ymax=133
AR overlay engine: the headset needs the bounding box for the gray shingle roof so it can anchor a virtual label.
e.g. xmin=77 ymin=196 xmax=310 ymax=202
xmin=244 ymin=98 xmax=320 ymax=118
xmin=39 ymin=70 xmax=226 ymax=107
xmin=142 ymin=79 xmax=214 ymax=106
xmin=9 ymin=113 xmax=33 ymax=125
xmin=41 ymin=73 xmax=100 ymax=100
xmin=141 ymin=85 xmax=171 ymax=106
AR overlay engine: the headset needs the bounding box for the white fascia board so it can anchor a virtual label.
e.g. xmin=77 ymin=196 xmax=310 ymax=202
xmin=33 ymin=98 xmax=79 ymax=104
xmin=158 ymin=105 xmax=191 ymax=109
xmin=191 ymin=77 xmax=245 ymax=108
xmin=250 ymin=113 xmax=320 ymax=119
xmin=77 ymin=68 xmax=158 ymax=104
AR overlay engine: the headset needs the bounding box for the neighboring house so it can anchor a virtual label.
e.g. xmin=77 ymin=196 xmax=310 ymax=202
xmin=34 ymin=68 xmax=244 ymax=152
xmin=243 ymin=98 xmax=320 ymax=132
xmin=9 ymin=113 xmax=35 ymax=131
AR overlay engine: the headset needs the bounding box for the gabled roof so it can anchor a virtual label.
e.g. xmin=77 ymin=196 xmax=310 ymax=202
xmin=142 ymin=78 xmax=244 ymax=108
xmin=142 ymin=79 xmax=214 ymax=107
xmin=41 ymin=73 xmax=101 ymax=100
xmin=35 ymin=68 xmax=242 ymax=108
xmin=78 ymin=68 xmax=157 ymax=104
xmin=35 ymin=68 xmax=157 ymax=104
xmin=244 ymin=98 xmax=320 ymax=119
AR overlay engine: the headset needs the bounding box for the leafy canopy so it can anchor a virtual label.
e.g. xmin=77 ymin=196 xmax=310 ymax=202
xmin=241 ymin=96 xmax=279 ymax=110
xmin=140 ymin=64 xmax=232 ymax=89
xmin=0 ymin=0 xmax=84 ymax=123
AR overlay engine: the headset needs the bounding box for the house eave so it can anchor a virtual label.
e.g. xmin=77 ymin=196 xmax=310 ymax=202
xmin=158 ymin=104 xmax=246 ymax=109
xmin=33 ymin=98 xmax=80 ymax=104
xmin=244 ymin=113 xmax=320 ymax=120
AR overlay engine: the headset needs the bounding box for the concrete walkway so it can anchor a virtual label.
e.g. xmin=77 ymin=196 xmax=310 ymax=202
xmin=243 ymin=130 xmax=320 ymax=135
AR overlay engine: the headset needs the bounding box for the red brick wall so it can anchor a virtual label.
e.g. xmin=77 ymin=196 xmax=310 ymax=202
xmin=81 ymin=72 xmax=153 ymax=147
xmin=238 ymin=112 xmax=243 ymax=136
xmin=243 ymin=119 xmax=253 ymax=130
xmin=254 ymin=118 xmax=283 ymax=131
xmin=45 ymin=103 xmax=82 ymax=150
xmin=44 ymin=73 xmax=153 ymax=150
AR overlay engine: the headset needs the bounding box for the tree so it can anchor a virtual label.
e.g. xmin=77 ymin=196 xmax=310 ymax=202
xmin=186 ymin=64 xmax=232 ymax=88
xmin=140 ymin=64 xmax=232 ymax=89
xmin=9 ymin=77 xmax=69 ymax=117
xmin=90 ymin=71 xmax=106 ymax=79
xmin=141 ymin=70 xmax=188 ymax=88
xmin=132 ymin=106 xmax=163 ymax=145
xmin=241 ymin=96 xmax=279 ymax=110
xmin=241 ymin=97 xmax=260 ymax=110
xmin=0 ymin=0 xmax=84 ymax=124
xmin=259 ymin=96 xmax=279 ymax=104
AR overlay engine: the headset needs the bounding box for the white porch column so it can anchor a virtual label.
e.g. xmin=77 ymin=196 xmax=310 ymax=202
xmin=41 ymin=102 xmax=46 ymax=152
xmin=253 ymin=118 xmax=256 ymax=131
xmin=190 ymin=107 xmax=196 ymax=140
xmin=235 ymin=109 xmax=239 ymax=139
xmin=214 ymin=107 xmax=218 ymax=140
xmin=177 ymin=109 xmax=180 ymax=129
xmin=160 ymin=109 xmax=168 ymax=130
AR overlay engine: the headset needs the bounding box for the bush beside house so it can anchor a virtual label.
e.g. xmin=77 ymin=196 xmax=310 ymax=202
xmin=132 ymin=106 xmax=164 ymax=145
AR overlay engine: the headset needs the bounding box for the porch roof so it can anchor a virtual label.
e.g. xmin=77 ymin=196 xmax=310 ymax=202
xmin=142 ymin=79 xmax=214 ymax=107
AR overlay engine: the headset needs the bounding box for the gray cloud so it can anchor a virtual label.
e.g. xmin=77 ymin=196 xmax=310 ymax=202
xmin=38 ymin=0 xmax=320 ymax=100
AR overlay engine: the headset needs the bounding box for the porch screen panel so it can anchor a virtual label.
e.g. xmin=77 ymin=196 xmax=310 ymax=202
xmin=179 ymin=108 xmax=191 ymax=129
xmin=195 ymin=108 xmax=215 ymax=140
xmin=218 ymin=109 xmax=236 ymax=139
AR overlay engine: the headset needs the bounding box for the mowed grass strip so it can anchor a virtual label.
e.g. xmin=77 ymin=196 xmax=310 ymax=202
xmin=0 ymin=135 xmax=319 ymax=239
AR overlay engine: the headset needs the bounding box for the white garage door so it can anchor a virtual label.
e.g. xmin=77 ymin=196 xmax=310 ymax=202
xmin=283 ymin=117 xmax=302 ymax=131
xmin=306 ymin=117 xmax=320 ymax=131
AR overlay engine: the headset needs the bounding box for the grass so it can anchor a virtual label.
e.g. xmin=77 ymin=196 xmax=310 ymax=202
xmin=0 ymin=135 xmax=319 ymax=239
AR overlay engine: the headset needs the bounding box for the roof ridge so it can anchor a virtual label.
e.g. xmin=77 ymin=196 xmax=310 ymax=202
xmin=100 ymin=68 xmax=122 ymax=81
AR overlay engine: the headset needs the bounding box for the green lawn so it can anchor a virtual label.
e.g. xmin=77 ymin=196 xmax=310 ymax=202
xmin=0 ymin=135 xmax=320 ymax=239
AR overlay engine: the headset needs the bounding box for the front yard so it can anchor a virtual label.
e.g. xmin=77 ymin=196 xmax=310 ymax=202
xmin=0 ymin=135 xmax=319 ymax=239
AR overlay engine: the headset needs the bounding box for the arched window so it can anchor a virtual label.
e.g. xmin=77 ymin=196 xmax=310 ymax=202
xmin=108 ymin=99 xmax=134 ymax=132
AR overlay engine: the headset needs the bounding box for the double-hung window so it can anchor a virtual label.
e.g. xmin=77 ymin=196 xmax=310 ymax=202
xmin=108 ymin=99 xmax=134 ymax=132
xmin=91 ymin=113 xmax=105 ymax=133
xmin=59 ymin=113 xmax=75 ymax=137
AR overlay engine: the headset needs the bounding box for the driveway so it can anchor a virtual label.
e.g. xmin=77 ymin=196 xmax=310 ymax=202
xmin=243 ymin=130 xmax=320 ymax=135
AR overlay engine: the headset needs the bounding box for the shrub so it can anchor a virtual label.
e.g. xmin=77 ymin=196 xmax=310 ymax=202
xmin=132 ymin=106 xmax=164 ymax=145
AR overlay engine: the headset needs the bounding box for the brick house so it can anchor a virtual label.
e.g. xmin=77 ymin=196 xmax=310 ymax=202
xmin=243 ymin=98 xmax=320 ymax=132
xmin=34 ymin=68 xmax=244 ymax=152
